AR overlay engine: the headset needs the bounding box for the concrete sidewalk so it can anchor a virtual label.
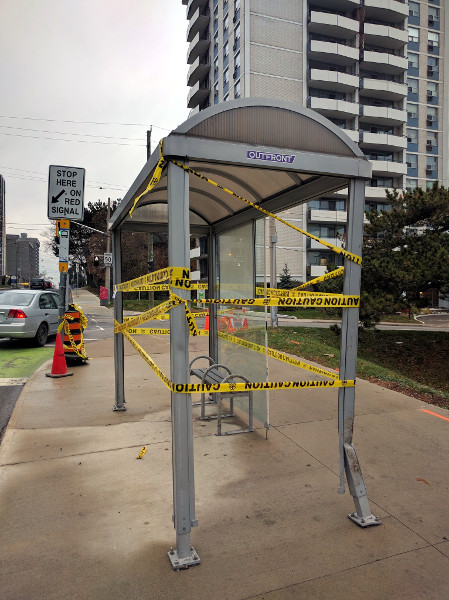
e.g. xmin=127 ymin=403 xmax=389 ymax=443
xmin=1 ymin=289 xmax=449 ymax=599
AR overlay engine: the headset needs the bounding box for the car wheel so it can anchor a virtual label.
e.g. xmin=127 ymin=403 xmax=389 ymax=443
xmin=35 ymin=323 xmax=49 ymax=347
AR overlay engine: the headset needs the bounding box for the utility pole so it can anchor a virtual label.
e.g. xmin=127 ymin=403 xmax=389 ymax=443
xmin=105 ymin=198 xmax=111 ymax=302
xmin=269 ymin=217 xmax=278 ymax=327
xmin=147 ymin=127 xmax=154 ymax=309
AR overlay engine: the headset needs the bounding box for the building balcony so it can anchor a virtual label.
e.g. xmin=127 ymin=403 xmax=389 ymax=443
xmin=308 ymin=97 xmax=359 ymax=119
xmin=309 ymin=237 xmax=345 ymax=251
xmin=363 ymin=0 xmax=408 ymax=22
xmin=309 ymin=69 xmax=359 ymax=92
xmin=308 ymin=11 xmax=359 ymax=39
xmin=364 ymin=23 xmax=408 ymax=50
xmin=364 ymin=186 xmax=395 ymax=199
xmin=187 ymin=6 xmax=210 ymax=42
xmin=359 ymin=131 xmax=407 ymax=151
xmin=309 ymin=209 xmax=347 ymax=224
xmin=187 ymin=30 xmax=210 ymax=64
xmin=360 ymin=78 xmax=407 ymax=101
xmin=370 ymin=160 xmax=407 ymax=177
xmin=309 ymin=264 xmax=328 ymax=278
xmin=187 ymin=54 xmax=210 ymax=86
xmin=186 ymin=0 xmax=208 ymax=20
xmin=308 ymin=40 xmax=359 ymax=66
xmin=360 ymin=105 xmax=407 ymax=126
xmin=309 ymin=0 xmax=361 ymax=11
xmin=361 ymin=50 xmax=407 ymax=74
xmin=187 ymin=78 xmax=210 ymax=108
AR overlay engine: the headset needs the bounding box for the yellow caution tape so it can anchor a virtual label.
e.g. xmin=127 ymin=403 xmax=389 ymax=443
xmin=187 ymin=295 xmax=359 ymax=308
xmin=137 ymin=446 xmax=147 ymax=459
xmin=184 ymin=303 xmax=201 ymax=337
xmin=129 ymin=139 xmax=166 ymax=217
xmin=172 ymin=379 xmax=354 ymax=393
xmin=171 ymin=160 xmax=362 ymax=266
xmin=114 ymin=297 xmax=183 ymax=333
xmin=218 ymin=331 xmax=339 ymax=380
xmin=124 ymin=282 xmax=208 ymax=292
xmin=294 ymin=267 xmax=345 ymax=290
xmin=127 ymin=327 xmax=170 ymax=335
xmin=115 ymin=267 xmax=190 ymax=293
xmin=256 ymin=287 xmax=341 ymax=298
xmin=192 ymin=311 xmax=209 ymax=317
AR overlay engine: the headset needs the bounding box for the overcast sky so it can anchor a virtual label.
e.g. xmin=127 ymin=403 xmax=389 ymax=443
xmin=1 ymin=0 xmax=190 ymax=279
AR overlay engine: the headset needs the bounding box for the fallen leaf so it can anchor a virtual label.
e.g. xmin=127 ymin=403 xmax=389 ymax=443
xmin=416 ymin=478 xmax=431 ymax=486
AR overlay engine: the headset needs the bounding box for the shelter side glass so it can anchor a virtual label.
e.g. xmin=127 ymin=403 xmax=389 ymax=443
xmin=217 ymin=221 xmax=269 ymax=430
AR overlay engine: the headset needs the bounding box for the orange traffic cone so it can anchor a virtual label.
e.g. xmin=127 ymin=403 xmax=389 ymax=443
xmin=241 ymin=317 xmax=248 ymax=330
xmin=204 ymin=309 xmax=209 ymax=331
xmin=46 ymin=333 xmax=73 ymax=378
xmin=227 ymin=317 xmax=235 ymax=334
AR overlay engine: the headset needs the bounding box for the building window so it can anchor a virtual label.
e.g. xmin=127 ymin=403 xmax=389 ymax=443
xmin=213 ymin=6 xmax=218 ymax=32
xmin=407 ymin=78 xmax=418 ymax=95
xmin=214 ymin=57 xmax=219 ymax=81
xmin=407 ymin=154 xmax=418 ymax=169
xmin=223 ymin=94 xmax=229 ymax=102
xmin=234 ymin=79 xmax=240 ymax=99
xmin=224 ymin=67 xmax=229 ymax=94
xmin=409 ymin=1 xmax=419 ymax=17
xmin=407 ymin=103 xmax=418 ymax=119
xmin=408 ymin=53 xmax=418 ymax=69
xmin=428 ymin=7 xmax=440 ymax=25
xmin=408 ymin=27 xmax=419 ymax=43
xmin=427 ymin=106 xmax=438 ymax=127
xmin=427 ymin=56 xmax=439 ymax=76
xmin=214 ymin=81 xmax=219 ymax=105
xmin=213 ymin=32 xmax=219 ymax=57
xmin=426 ymin=156 xmax=437 ymax=175
xmin=407 ymin=128 xmax=418 ymax=144
xmin=406 ymin=178 xmax=418 ymax=191
xmin=427 ymin=131 xmax=438 ymax=150
xmin=223 ymin=14 xmax=229 ymax=34
xmin=427 ymin=81 xmax=438 ymax=101
xmin=234 ymin=23 xmax=240 ymax=50
xmin=223 ymin=0 xmax=228 ymax=16
xmin=428 ymin=31 xmax=439 ymax=51
xmin=223 ymin=41 xmax=229 ymax=67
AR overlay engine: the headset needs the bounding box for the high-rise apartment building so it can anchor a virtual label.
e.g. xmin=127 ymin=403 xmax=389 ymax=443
xmin=182 ymin=0 xmax=447 ymax=282
xmin=6 ymin=233 xmax=40 ymax=282
xmin=0 ymin=175 xmax=5 ymax=277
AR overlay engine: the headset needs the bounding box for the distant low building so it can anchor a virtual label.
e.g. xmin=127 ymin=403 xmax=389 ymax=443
xmin=6 ymin=233 xmax=40 ymax=282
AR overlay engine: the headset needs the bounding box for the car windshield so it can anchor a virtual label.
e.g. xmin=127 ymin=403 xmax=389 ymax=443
xmin=0 ymin=291 xmax=36 ymax=306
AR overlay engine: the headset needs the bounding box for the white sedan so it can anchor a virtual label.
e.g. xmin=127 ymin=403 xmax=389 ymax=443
xmin=0 ymin=289 xmax=61 ymax=346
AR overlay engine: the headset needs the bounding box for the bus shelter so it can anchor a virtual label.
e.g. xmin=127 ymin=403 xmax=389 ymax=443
xmin=109 ymin=98 xmax=380 ymax=569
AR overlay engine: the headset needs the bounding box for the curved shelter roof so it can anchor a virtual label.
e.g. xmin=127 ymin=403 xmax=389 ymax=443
xmin=109 ymin=98 xmax=371 ymax=234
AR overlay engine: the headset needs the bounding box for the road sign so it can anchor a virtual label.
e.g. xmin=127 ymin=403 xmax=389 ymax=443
xmin=104 ymin=253 xmax=113 ymax=266
xmin=58 ymin=220 xmax=70 ymax=273
xmin=48 ymin=165 xmax=85 ymax=220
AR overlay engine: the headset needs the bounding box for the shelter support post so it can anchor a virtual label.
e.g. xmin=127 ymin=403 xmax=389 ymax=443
xmin=112 ymin=229 xmax=126 ymax=411
xmin=167 ymin=161 xmax=200 ymax=569
xmin=338 ymin=178 xmax=380 ymax=527
xmin=208 ymin=232 xmax=218 ymax=363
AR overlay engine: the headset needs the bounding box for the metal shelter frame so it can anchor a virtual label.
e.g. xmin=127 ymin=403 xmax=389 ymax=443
xmin=109 ymin=98 xmax=381 ymax=569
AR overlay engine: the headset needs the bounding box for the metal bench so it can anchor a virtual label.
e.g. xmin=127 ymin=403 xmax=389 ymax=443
xmin=189 ymin=356 xmax=254 ymax=434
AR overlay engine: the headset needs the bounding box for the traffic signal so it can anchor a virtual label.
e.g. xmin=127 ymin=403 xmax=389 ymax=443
xmin=54 ymin=220 xmax=61 ymax=245
xmin=94 ymin=256 xmax=100 ymax=267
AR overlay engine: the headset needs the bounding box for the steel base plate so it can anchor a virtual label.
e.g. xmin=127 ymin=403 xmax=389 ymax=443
xmin=348 ymin=512 xmax=382 ymax=527
xmin=112 ymin=405 xmax=127 ymax=412
xmin=168 ymin=547 xmax=201 ymax=570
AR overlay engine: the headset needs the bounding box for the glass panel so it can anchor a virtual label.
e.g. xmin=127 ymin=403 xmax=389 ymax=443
xmin=218 ymin=221 xmax=269 ymax=430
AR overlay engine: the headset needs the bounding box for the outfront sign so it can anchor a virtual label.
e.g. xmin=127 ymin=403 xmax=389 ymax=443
xmin=48 ymin=165 xmax=85 ymax=220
